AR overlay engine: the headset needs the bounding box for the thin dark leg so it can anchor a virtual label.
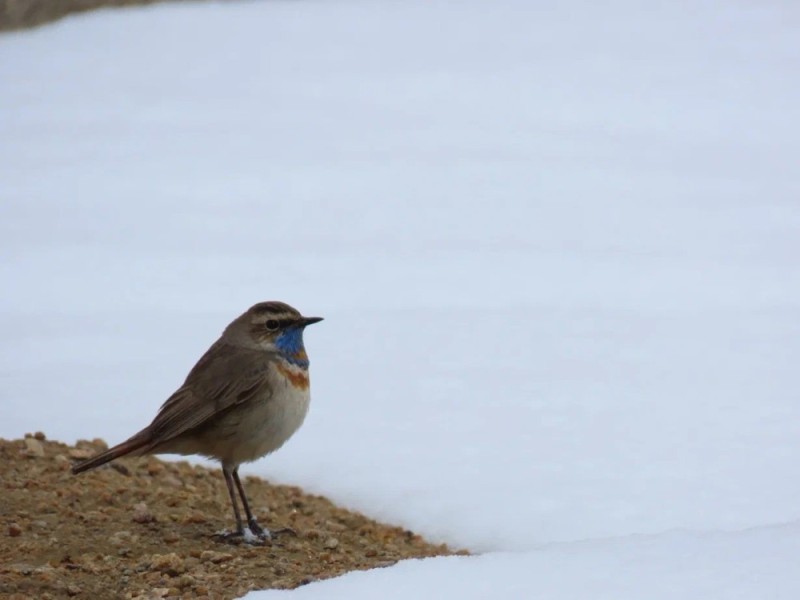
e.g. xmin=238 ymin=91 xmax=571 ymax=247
xmin=233 ymin=468 xmax=268 ymax=537
xmin=222 ymin=466 xmax=244 ymax=535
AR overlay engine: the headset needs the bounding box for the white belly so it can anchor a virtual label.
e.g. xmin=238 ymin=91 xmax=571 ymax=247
xmin=238 ymin=376 xmax=310 ymax=462
xmin=168 ymin=361 xmax=312 ymax=467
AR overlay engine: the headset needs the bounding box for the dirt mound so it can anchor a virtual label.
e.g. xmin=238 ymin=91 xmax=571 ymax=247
xmin=1 ymin=434 xmax=460 ymax=599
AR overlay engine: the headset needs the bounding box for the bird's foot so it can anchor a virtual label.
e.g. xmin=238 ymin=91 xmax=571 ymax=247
xmin=213 ymin=521 xmax=297 ymax=545
xmin=248 ymin=519 xmax=299 ymax=538
xmin=245 ymin=519 xmax=272 ymax=541
xmin=213 ymin=524 xmax=270 ymax=546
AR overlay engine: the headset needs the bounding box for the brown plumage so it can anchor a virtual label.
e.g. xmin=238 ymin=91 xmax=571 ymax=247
xmin=72 ymin=301 xmax=322 ymax=541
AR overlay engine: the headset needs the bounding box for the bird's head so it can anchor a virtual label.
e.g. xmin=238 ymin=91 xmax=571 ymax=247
xmin=225 ymin=301 xmax=322 ymax=365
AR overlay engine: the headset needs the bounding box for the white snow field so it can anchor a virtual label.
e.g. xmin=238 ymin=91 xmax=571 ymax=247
xmin=2 ymin=1 xmax=800 ymax=598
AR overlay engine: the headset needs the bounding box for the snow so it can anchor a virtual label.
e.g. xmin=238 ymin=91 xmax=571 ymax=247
xmin=2 ymin=0 xmax=800 ymax=598
xmin=255 ymin=524 xmax=800 ymax=600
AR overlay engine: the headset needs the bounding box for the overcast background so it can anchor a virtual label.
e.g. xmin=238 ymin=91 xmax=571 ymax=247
xmin=2 ymin=1 xmax=800 ymax=597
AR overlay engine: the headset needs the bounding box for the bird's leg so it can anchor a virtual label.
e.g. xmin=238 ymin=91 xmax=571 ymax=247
xmin=222 ymin=466 xmax=244 ymax=536
xmin=233 ymin=468 xmax=270 ymax=539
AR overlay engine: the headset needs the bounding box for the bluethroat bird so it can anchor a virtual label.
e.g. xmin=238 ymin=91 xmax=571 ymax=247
xmin=72 ymin=301 xmax=322 ymax=542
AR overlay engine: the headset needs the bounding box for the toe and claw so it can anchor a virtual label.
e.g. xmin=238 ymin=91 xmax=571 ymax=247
xmin=216 ymin=466 xmax=293 ymax=545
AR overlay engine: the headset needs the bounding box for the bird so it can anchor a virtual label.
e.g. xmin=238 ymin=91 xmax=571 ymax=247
xmin=71 ymin=301 xmax=322 ymax=542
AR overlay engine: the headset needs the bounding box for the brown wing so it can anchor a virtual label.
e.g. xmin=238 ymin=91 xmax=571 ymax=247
xmin=145 ymin=341 xmax=274 ymax=443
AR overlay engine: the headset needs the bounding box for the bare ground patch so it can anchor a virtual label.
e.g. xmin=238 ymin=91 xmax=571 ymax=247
xmin=1 ymin=435 xmax=462 ymax=599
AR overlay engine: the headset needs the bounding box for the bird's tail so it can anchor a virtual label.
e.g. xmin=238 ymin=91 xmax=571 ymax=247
xmin=71 ymin=432 xmax=152 ymax=474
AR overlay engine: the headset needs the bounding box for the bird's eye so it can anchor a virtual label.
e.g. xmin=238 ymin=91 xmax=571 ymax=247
xmin=265 ymin=319 xmax=280 ymax=331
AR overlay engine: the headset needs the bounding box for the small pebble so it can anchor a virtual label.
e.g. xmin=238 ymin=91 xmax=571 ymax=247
xmin=68 ymin=448 xmax=93 ymax=460
xmin=8 ymin=522 xmax=22 ymax=537
xmin=163 ymin=531 xmax=180 ymax=544
xmin=200 ymin=550 xmax=234 ymax=564
xmin=132 ymin=503 xmax=156 ymax=524
xmin=149 ymin=552 xmax=186 ymax=576
xmin=182 ymin=512 xmax=207 ymax=524
xmin=325 ymin=520 xmax=347 ymax=532
xmin=110 ymin=531 xmax=137 ymax=546
xmin=24 ymin=438 xmax=45 ymax=458
xmin=162 ymin=474 xmax=183 ymax=487
xmin=36 ymin=565 xmax=56 ymax=582
xmin=175 ymin=574 xmax=196 ymax=589
xmin=323 ymin=537 xmax=339 ymax=550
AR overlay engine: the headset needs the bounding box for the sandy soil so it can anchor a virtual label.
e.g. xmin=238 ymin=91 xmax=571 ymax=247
xmin=1 ymin=434 xmax=461 ymax=599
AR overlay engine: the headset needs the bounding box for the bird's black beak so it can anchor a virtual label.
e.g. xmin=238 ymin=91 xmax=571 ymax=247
xmin=301 ymin=316 xmax=323 ymax=327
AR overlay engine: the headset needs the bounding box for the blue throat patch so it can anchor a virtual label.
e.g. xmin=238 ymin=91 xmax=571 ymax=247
xmin=275 ymin=327 xmax=309 ymax=367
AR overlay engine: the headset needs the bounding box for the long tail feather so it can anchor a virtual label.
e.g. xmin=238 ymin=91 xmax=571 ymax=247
xmin=71 ymin=433 xmax=151 ymax=474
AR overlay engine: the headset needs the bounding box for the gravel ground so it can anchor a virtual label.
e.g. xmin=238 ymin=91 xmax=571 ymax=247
xmin=1 ymin=435 xmax=460 ymax=599
xmin=0 ymin=0 xmax=200 ymax=30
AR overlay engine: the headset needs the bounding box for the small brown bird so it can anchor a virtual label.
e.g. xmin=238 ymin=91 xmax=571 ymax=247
xmin=72 ymin=301 xmax=322 ymax=541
